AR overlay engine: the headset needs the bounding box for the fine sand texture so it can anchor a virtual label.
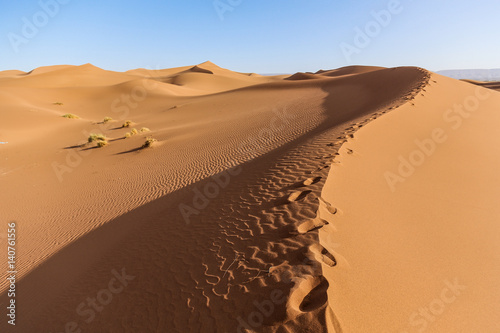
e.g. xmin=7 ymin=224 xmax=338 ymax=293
xmin=319 ymin=74 xmax=500 ymax=332
xmin=2 ymin=62 xmax=496 ymax=332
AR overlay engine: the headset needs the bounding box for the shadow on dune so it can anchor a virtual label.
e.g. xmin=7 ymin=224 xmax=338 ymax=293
xmin=0 ymin=66 xmax=427 ymax=332
xmin=115 ymin=146 xmax=145 ymax=154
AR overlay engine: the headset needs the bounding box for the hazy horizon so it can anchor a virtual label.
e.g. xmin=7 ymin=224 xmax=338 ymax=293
xmin=0 ymin=60 xmax=500 ymax=76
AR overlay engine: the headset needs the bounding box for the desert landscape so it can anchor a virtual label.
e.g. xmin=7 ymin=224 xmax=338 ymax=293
xmin=1 ymin=61 xmax=499 ymax=332
xmin=2 ymin=1 xmax=500 ymax=332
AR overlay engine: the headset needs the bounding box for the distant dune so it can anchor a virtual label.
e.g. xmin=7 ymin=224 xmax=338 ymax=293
xmin=0 ymin=62 xmax=498 ymax=332
xmin=462 ymin=79 xmax=500 ymax=92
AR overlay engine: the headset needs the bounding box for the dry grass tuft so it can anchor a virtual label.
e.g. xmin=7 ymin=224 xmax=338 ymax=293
xmin=97 ymin=140 xmax=108 ymax=148
xmin=62 ymin=114 xmax=79 ymax=119
xmin=88 ymin=133 xmax=107 ymax=143
xmin=142 ymin=137 xmax=157 ymax=148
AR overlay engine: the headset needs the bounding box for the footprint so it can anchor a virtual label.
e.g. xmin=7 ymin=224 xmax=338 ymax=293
xmin=320 ymin=248 xmax=337 ymax=267
xmin=302 ymin=176 xmax=322 ymax=186
xmin=318 ymin=197 xmax=338 ymax=215
xmin=287 ymin=275 xmax=329 ymax=317
xmin=297 ymin=218 xmax=328 ymax=234
xmin=299 ymin=276 xmax=329 ymax=312
xmin=325 ymin=205 xmax=337 ymax=215
xmin=287 ymin=190 xmax=312 ymax=203
xmin=309 ymin=244 xmax=337 ymax=267
xmin=316 ymin=164 xmax=330 ymax=172
xmin=291 ymin=176 xmax=322 ymax=188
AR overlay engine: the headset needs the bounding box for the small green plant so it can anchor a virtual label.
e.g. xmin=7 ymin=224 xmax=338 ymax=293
xmin=53 ymin=102 xmax=63 ymax=106
xmin=88 ymin=133 xmax=107 ymax=143
xmin=140 ymin=127 xmax=150 ymax=133
xmin=142 ymin=137 xmax=157 ymax=148
xmin=103 ymin=117 xmax=113 ymax=123
xmin=97 ymin=140 xmax=108 ymax=148
xmin=62 ymin=113 xmax=79 ymax=119
xmin=122 ymin=120 xmax=132 ymax=128
xmin=125 ymin=132 xmax=131 ymax=138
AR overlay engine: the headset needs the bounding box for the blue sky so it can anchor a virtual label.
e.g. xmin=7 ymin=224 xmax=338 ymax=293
xmin=1 ymin=0 xmax=499 ymax=73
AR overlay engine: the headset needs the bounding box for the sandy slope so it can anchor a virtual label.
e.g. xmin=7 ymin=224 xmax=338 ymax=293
xmin=1 ymin=62 xmax=432 ymax=332
xmin=319 ymin=75 xmax=500 ymax=332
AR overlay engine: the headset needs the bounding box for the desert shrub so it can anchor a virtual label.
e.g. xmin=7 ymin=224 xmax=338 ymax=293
xmin=140 ymin=127 xmax=150 ymax=133
xmin=88 ymin=133 xmax=107 ymax=143
xmin=122 ymin=120 xmax=132 ymax=128
xmin=53 ymin=102 xmax=63 ymax=106
xmin=124 ymin=128 xmax=138 ymax=138
xmin=97 ymin=140 xmax=108 ymax=148
xmin=62 ymin=114 xmax=79 ymax=119
xmin=142 ymin=137 xmax=157 ymax=148
xmin=103 ymin=117 xmax=113 ymax=123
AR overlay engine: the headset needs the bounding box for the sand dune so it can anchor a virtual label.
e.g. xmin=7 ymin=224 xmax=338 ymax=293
xmin=316 ymin=65 xmax=385 ymax=77
xmin=2 ymin=64 xmax=137 ymax=88
xmin=462 ymin=79 xmax=500 ymax=92
xmin=0 ymin=70 xmax=26 ymax=78
xmin=319 ymin=74 xmax=500 ymax=332
xmin=1 ymin=62 xmax=497 ymax=332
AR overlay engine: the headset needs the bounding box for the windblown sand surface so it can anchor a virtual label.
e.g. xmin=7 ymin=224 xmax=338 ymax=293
xmin=0 ymin=62 xmax=497 ymax=332
xmin=319 ymin=75 xmax=500 ymax=332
